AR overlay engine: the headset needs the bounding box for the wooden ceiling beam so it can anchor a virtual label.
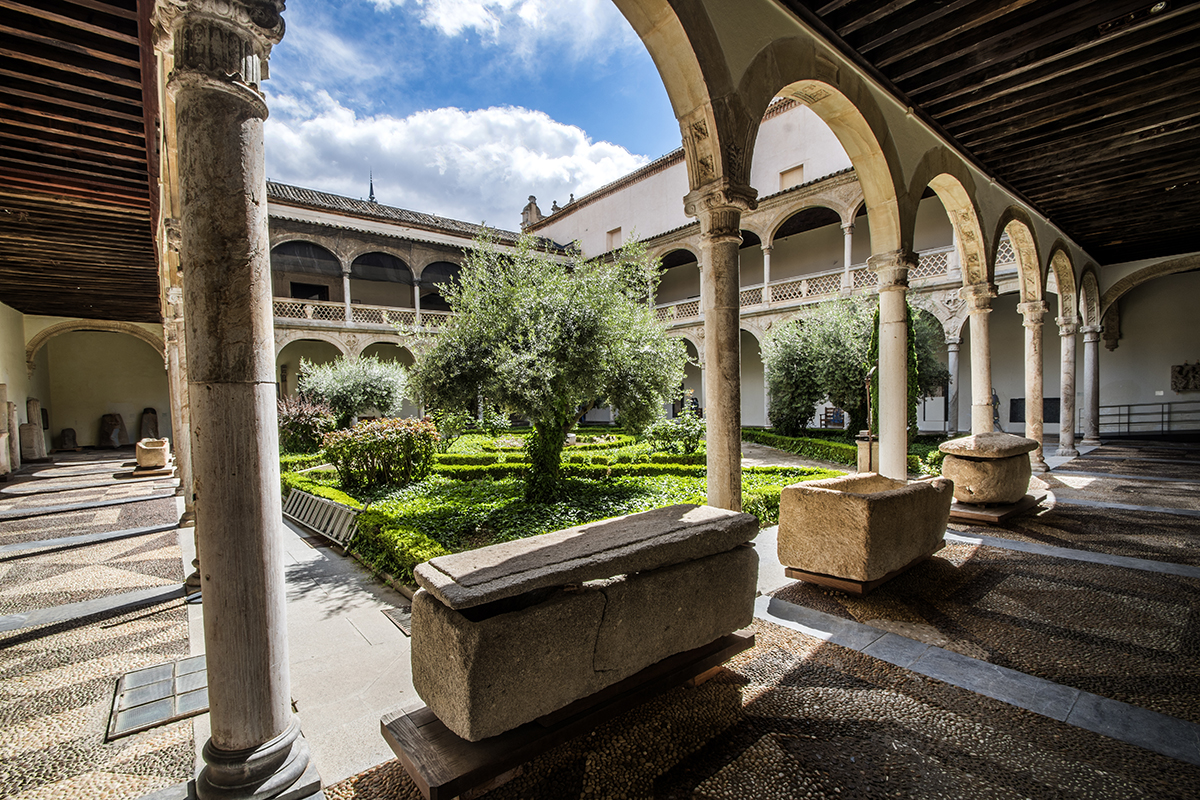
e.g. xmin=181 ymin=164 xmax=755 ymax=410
xmin=0 ymin=46 xmax=142 ymax=89
xmin=0 ymin=66 xmax=140 ymax=107
xmin=0 ymin=24 xmax=140 ymax=69
xmin=0 ymin=129 xmax=147 ymax=163
xmin=0 ymin=100 xmax=145 ymax=139
xmin=0 ymin=85 xmax=145 ymax=124
xmin=0 ymin=0 xmax=138 ymax=45
xmin=57 ymin=0 xmax=138 ymax=21
xmin=0 ymin=167 xmax=148 ymax=206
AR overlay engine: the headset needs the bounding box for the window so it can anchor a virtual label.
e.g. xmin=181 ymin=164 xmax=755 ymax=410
xmin=607 ymin=227 xmax=622 ymax=251
xmin=290 ymin=282 xmax=329 ymax=301
xmin=779 ymin=164 xmax=805 ymax=191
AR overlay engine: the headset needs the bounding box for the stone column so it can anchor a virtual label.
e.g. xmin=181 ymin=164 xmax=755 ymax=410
xmin=165 ymin=287 xmax=195 ymax=519
xmin=962 ymin=282 xmax=997 ymax=435
xmin=168 ymin=2 xmax=317 ymax=798
xmin=684 ymin=182 xmax=755 ymax=511
xmin=1081 ymin=325 xmax=1102 ymax=446
xmin=867 ymin=251 xmax=914 ymax=479
xmin=1018 ymin=300 xmax=1049 ymax=472
xmin=945 ymin=335 xmax=960 ymax=435
xmin=696 ymin=261 xmax=704 ymax=319
xmin=841 ymin=223 xmax=855 ymax=292
xmin=1057 ymin=317 xmax=1080 ymax=457
xmin=761 ymin=244 xmax=772 ymax=302
xmin=413 ymin=278 xmax=422 ymax=326
xmin=341 ymin=265 xmax=352 ymax=322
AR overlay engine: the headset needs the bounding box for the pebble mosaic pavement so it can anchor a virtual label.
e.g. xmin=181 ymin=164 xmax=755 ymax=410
xmin=0 ymin=450 xmax=192 ymax=800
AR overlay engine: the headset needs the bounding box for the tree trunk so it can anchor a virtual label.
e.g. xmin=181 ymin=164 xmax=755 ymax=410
xmin=525 ymin=418 xmax=567 ymax=502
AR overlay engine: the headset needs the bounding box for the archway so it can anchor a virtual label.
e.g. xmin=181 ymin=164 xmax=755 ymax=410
xmin=276 ymin=338 xmax=345 ymax=398
xmin=740 ymin=329 xmax=766 ymax=427
xmin=419 ymin=261 xmax=462 ymax=313
xmin=350 ymin=252 xmax=414 ymax=309
xmin=656 ymin=248 xmax=701 ymax=316
xmin=359 ymin=342 xmax=419 ymax=418
xmin=42 ymin=330 xmax=170 ymax=449
xmin=767 ymin=205 xmax=845 ymax=298
xmin=270 ymin=241 xmax=343 ymax=302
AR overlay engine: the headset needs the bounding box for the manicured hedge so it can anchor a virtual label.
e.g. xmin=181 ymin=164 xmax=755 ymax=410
xmin=742 ymin=484 xmax=784 ymax=528
xmin=648 ymin=452 xmax=706 ymax=465
xmin=280 ymin=453 xmax=327 ymax=473
xmin=741 ymin=429 xmax=857 ymax=465
xmin=281 ymin=471 xmax=363 ymax=509
xmin=351 ymin=515 xmax=449 ymax=585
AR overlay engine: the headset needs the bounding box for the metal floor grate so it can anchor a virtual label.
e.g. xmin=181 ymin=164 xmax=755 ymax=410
xmin=107 ymin=654 xmax=208 ymax=740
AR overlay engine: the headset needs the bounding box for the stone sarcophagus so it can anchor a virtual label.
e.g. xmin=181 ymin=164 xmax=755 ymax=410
xmin=778 ymin=474 xmax=953 ymax=594
xmin=411 ymin=504 xmax=759 ymax=742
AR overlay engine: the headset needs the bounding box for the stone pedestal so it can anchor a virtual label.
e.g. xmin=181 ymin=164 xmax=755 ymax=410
xmin=136 ymin=438 xmax=170 ymax=469
xmin=939 ymin=432 xmax=1038 ymax=505
xmin=855 ymin=434 xmax=879 ymax=473
xmin=23 ymin=398 xmax=46 ymax=460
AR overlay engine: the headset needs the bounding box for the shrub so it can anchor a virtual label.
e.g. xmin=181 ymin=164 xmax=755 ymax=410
xmin=741 ymin=429 xmax=857 ymax=465
xmin=277 ymin=397 xmax=336 ymax=454
xmin=645 ymin=406 xmax=705 ymax=455
xmin=430 ymin=409 xmax=477 ymax=453
xmin=322 ymin=417 xmax=439 ymax=490
xmin=352 ymin=520 xmax=449 ymax=585
xmin=299 ymin=356 xmax=411 ymax=429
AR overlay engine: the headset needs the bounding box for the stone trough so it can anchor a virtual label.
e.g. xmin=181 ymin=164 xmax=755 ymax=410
xmin=409 ymin=504 xmax=759 ymax=743
xmin=778 ymin=473 xmax=954 ymax=594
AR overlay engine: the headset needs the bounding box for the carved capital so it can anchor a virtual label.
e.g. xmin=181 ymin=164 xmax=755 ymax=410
xmin=944 ymin=336 xmax=962 ymax=350
xmin=1080 ymin=324 xmax=1103 ymax=343
xmin=164 ymin=217 xmax=183 ymax=253
xmin=1057 ymin=316 xmax=1079 ymax=336
xmin=684 ymin=180 xmax=757 ymax=245
xmin=960 ymin=281 xmax=997 ymax=313
xmin=866 ymin=249 xmax=916 ymax=290
xmin=166 ymin=0 xmax=285 ymax=114
xmin=1017 ymin=300 xmax=1048 ymax=327
xmin=841 ymin=222 xmax=854 ymax=236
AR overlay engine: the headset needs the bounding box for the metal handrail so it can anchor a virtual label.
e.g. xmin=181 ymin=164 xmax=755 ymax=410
xmin=1097 ymin=399 xmax=1200 ymax=435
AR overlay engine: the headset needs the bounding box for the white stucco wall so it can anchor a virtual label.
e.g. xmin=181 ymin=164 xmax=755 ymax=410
xmin=750 ymin=105 xmax=854 ymax=196
xmin=276 ymin=339 xmax=344 ymax=397
xmin=46 ymin=331 xmax=171 ymax=448
xmin=0 ymin=302 xmax=52 ymax=453
xmin=740 ymin=330 xmax=766 ymax=427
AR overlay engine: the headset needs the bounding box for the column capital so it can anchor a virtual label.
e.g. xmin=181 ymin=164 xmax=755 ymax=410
xmin=960 ymin=281 xmax=997 ymax=313
xmin=1081 ymin=324 xmax=1103 ymax=342
xmin=866 ymin=249 xmax=916 ymax=290
xmin=841 ymin=222 xmax=855 ymax=235
xmin=1057 ymin=316 xmax=1079 ymax=336
xmin=166 ymin=0 xmax=285 ymax=117
xmin=944 ymin=335 xmax=962 ymax=349
xmin=684 ymin=179 xmax=757 ymax=245
xmin=1017 ymin=299 xmax=1048 ymax=327
xmin=760 ymin=243 xmax=772 ymax=254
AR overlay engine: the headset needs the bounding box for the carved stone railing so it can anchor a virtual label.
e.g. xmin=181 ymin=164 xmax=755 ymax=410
xmin=273 ymin=298 xmax=448 ymax=331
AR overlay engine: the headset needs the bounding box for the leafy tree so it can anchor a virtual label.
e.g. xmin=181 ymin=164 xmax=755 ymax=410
xmin=276 ymin=397 xmax=336 ymax=454
xmin=298 ymin=355 xmax=410 ymax=429
xmin=763 ymin=298 xmax=948 ymax=436
xmin=409 ymin=231 xmax=686 ymax=501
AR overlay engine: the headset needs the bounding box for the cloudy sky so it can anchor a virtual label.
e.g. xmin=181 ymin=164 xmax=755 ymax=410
xmin=264 ymin=0 xmax=680 ymax=231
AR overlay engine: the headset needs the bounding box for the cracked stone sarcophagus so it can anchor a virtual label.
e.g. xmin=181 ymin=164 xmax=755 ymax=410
xmin=410 ymin=504 xmax=759 ymax=742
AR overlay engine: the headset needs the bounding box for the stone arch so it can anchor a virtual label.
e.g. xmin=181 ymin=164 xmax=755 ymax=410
xmin=269 ymin=239 xmax=344 ymax=275
xmin=993 ymin=209 xmax=1043 ymax=303
xmin=922 ymin=171 xmax=989 ymax=286
xmin=344 ymin=244 xmax=411 ymax=268
xmin=1078 ymin=267 xmax=1101 ymax=327
xmin=734 ymin=36 xmax=905 ymax=254
xmin=1047 ymin=244 xmax=1078 ymax=322
xmin=27 ymin=320 xmax=164 ymax=376
xmin=273 ymin=330 xmax=351 ymax=359
xmin=765 ymin=201 xmax=844 ymax=246
xmin=1099 ymin=253 xmax=1200 ymax=317
xmin=649 ymin=243 xmax=700 ymax=264
xmin=418 ymin=261 xmax=462 ymax=312
xmin=612 ymin=0 xmax=754 ymax=192
xmin=358 ymin=339 xmax=415 ymax=363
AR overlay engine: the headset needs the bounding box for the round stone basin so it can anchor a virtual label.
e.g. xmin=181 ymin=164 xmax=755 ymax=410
xmin=939 ymin=432 xmax=1037 ymax=505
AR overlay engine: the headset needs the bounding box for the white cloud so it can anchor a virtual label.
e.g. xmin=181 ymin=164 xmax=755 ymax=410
xmin=363 ymin=0 xmax=639 ymax=59
xmin=265 ymin=92 xmax=648 ymax=233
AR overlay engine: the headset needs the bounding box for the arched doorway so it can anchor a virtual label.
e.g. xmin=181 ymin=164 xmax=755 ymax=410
xmin=276 ymin=339 xmax=345 ymax=398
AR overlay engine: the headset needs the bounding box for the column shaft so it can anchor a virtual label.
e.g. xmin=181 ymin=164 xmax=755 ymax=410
xmin=945 ymin=336 xmax=960 ymax=435
xmin=841 ymin=223 xmax=854 ymax=292
xmin=685 ymin=183 xmax=755 ymax=511
xmin=413 ymin=278 xmax=422 ymax=325
xmin=169 ymin=3 xmax=312 ymax=797
xmin=761 ymin=244 xmax=772 ymax=302
xmin=867 ymin=251 xmax=914 ymax=480
xmin=342 ymin=268 xmax=352 ymax=322
xmin=1081 ymin=326 xmax=1102 ymax=446
xmin=963 ymin=283 xmax=997 ymax=435
xmin=1019 ymin=301 xmax=1048 ymax=472
xmin=1057 ymin=318 xmax=1079 ymax=457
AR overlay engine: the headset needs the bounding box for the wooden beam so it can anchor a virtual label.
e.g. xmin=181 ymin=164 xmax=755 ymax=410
xmin=0 ymin=46 xmax=143 ymax=89
xmin=0 ymin=67 xmax=141 ymax=108
xmin=0 ymin=0 xmax=139 ymax=45
xmin=0 ymin=24 xmax=141 ymax=69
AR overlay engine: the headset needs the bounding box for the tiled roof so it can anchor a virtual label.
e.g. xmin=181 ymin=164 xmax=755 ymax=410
xmin=266 ymin=182 xmax=521 ymax=243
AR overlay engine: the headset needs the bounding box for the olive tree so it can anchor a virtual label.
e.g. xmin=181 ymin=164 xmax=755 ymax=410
xmin=298 ymin=355 xmax=410 ymax=429
xmin=410 ymin=232 xmax=686 ymax=501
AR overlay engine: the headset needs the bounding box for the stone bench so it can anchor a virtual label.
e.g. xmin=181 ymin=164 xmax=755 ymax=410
xmin=410 ymin=504 xmax=759 ymax=742
xmin=778 ymin=473 xmax=953 ymax=594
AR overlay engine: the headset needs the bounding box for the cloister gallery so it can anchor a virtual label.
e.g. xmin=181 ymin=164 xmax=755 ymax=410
xmin=0 ymin=1 xmax=1198 ymax=799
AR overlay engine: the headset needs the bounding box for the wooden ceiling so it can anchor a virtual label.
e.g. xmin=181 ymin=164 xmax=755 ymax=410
xmin=783 ymin=0 xmax=1200 ymax=265
xmin=0 ymin=0 xmax=160 ymax=323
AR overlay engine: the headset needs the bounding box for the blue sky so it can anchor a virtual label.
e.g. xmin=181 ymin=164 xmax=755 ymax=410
xmin=264 ymin=0 xmax=681 ymax=230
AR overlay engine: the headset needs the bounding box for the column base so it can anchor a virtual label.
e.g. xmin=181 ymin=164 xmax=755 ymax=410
xmin=197 ymin=718 xmax=319 ymax=800
xmin=1080 ymin=437 xmax=1102 ymax=448
xmin=1055 ymin=446 xmax=1079 ymax=458
xmin=1030 ymin=456 xmax=1049 ymax=474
